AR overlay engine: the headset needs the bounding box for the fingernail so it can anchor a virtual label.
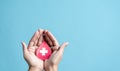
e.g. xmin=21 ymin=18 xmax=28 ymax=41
xmin=38 ymin=28 xmax=43 ymax=31
xmin=65 ymin=42 xmax=69 ymax=46
xmin=36 ymin=31 xmax=39 ymax=34
xmin=45 ymin=30 xmax=48 ymax=32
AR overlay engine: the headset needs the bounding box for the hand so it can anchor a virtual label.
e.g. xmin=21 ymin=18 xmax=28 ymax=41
xmin=43 ymin=30 xmax=69 ymax=71
xmin=21 ymin=29 xmax=44 ymax=71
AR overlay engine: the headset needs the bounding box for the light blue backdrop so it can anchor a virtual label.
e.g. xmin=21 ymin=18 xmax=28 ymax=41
xmin=0 ymin=0 xmax=120 ymax=71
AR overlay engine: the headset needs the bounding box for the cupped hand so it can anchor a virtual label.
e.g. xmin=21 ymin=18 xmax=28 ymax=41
xmin=21 ymin=29 xmax=44 ymax=70
xmin=43 ymin=30 xmax=69 ymax=71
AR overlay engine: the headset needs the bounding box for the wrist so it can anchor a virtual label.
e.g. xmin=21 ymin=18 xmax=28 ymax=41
xmin=28 ymin=66 xmax=42 ymax=71
xmin=45 ymin=65 xmax=58 ymax=71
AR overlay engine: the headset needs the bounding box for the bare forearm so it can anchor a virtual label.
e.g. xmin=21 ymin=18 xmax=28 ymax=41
xmin=28 ymin=67 xmax=42 ymax=71
xmin=45 ymin=66 xmax=58 ymax=71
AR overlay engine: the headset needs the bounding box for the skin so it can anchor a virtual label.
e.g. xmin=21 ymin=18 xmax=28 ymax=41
xmin=43 ymin=30 xmax=69 ymax=71
xmin=21 ymin=29 xmax=44 ymax=71
xmin=21 ymin=29 xmax=69 ymax=71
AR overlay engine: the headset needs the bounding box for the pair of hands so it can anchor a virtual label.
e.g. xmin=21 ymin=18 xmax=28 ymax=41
xmin=21 ymin=29 xmax=69 ymax=71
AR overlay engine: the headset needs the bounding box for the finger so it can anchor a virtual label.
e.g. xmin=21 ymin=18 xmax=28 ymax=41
xmin=58 ymin=42 xmax=69 ymax=53
xmin=28 ymin=30 xmax=39 ymax=48
xmin=43 ymin=30 xmax=53 ymax=47
xmin=21 ymin=42 xmax=28 ymax=54
xmin=34 ymin=29 xmax=41 ymax=46
xmin=52 ymin=46 xmax=59 ymax=51
xmin=46 ymin=30 xmax=59 ymax=49
xmin=49 ymin=50 xmax=57 ymax=59
xmin=28 ymin=46 xmax=37 ymax=53
xmin=37 ymin=29 xmax=44 ymax=46
xmin=34 ymin=39 xmax=38 ymax=46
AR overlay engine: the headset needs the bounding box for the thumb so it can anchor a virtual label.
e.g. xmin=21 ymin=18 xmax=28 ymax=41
xmin=58 ymin=42 xmax=69 ymax=53
xmin=21 ymin=42 xmax=28 ymax=54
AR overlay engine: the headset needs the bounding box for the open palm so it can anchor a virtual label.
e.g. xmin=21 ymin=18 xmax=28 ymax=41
xmin=22 ymin=29 xmax=44 ymax=69
xmin=43 ymin=30 xmax=69 ymax=71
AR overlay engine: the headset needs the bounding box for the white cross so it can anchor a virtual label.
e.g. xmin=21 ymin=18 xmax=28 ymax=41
xmin=40 ymin=47 xmax=48 ymax=56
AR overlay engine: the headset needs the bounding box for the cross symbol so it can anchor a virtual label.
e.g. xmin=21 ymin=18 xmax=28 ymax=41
xmin=40 ymin=47 xmax=48 ymax=56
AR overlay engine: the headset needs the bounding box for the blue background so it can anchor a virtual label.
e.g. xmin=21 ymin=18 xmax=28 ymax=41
xmin=0 ymin=0 xmax=120 ymax=71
